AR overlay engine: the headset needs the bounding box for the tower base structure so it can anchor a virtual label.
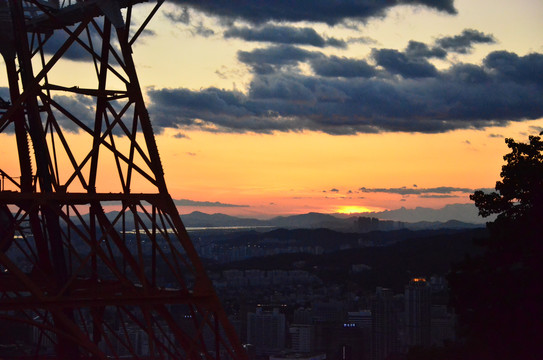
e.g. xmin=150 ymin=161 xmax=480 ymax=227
xmin=0 ymin=1 xmax=247 ymax=359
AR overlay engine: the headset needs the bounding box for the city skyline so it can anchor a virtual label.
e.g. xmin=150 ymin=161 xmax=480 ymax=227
xmin=1 ymin=0 xmax=542 ymax=217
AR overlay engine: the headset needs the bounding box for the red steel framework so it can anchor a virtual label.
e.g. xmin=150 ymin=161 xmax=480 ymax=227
xmin=0 ymin=1 xmax=247 ymax=359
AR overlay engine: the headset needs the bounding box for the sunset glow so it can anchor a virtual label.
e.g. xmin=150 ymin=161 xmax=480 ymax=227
xmin=0 ymin=2 xmax=540 ymax=359
xmin=336 ymin=206 xmax=374 ymax=215
xmin=0 ymin=0 xmax=542 ymax=218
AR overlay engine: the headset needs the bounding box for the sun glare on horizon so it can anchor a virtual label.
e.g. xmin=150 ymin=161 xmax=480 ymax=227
xmin=336 ymin=206 xmax=375 ymax=214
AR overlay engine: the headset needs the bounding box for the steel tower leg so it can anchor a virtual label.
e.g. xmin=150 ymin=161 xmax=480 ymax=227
xmin=0 ymin=1 xmax=247 ymax=359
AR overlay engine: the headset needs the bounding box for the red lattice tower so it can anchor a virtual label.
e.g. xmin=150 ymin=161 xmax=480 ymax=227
xmin=0 ymin=1 xmax=247 ymax=359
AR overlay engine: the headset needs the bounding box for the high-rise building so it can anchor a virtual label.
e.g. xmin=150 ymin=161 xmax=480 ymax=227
xmin=405 ymin=278 xmax=431 ymax=348
xmin=290 ymin=324 xmax=315 ymax=353
xmin=348 ymin=310 xmax=372 ymax=329
xmin=312 ymin=301 xmax=346 ymax=323
xmin=347 ymin=310 xmax=372 ymax=359
xmin=430 ymin=305 xmax=456 ymax=346
xmin=247 ymin=307 xmax=286 ymax=356
xmin=293 ymin=307 xmax=313 ymax=325
xmin=270 ymin=353 xmax=326 ymax=360
xmin=372 ymin=288 xmax=401 ymax=360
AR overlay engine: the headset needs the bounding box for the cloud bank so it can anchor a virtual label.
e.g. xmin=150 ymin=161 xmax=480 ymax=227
xmin=359 ymin=186 xmax=476 ymax=195
xmin=224 ymin=25 xmax=346 ymax=48
xmin=147 ymin=48 xmax=543 ymax=135
xmin=166 ymin=0 xmax=456 ymax=25
xmin=20 ymin=2 xmax=541 ymax=138
xmin=436 ymin=29 xmax=496 ymax=54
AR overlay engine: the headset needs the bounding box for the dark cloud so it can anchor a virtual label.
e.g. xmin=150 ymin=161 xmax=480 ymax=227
xmin=165 ymin=6 xmax=191 ymax=24
xmin=165 ymin=8 xmax=215 ymax=37
xmin=49 ymin=95 xmax=133 ymax=135
xmin=326 ymin=38 xmax=348 ymax=48
xmin=147 ymin=50 xmax=543 ymax=134
xmin=476 ymin=188 xmax=496 ymax=194
xmin=142 ymin=50 xmax=543 ymax=135
xmin=191 ymin=22 xmax=215 ymax=37
xmin=405 ymin=41 xmax=447 ymax=59
xmin=166 ymin=0 xmax=456 ymax=25
xmin=38 ymin=17 xmax=118 ymax=62
xmin=238 ymin=45 xmax=317 ymax=74
xmin=347 ymin=36 xmax=377 ymax=45
xmin=238 ymin=44 xmax=420 ymax=78
xmin=359 ymin=186 xmax=474 ymax=195
xmin=173 ymin=199 xmax=249 ymax=207
xmin=0 ymin=91 xmax=109 ymax=135
xmin=330 ymin=188 xmax=340 ymax=192
xmin=52 ymin=94 xmax=96 ymax=133
xmin=41 ymin=30 xmax=99 ymax=61
xmin=224 ymin=25 xmax=346 ymax=48
xmin=386 ymin=29 xmax=496 ymax=64
xmin=173 ymin=132 xmax=190 ymax=139
xmin=484 ymin=51 xmax=543 ymax=84
xmin=372 ymin=49 xmax=438 ymax=78
xmin=0 ymin=88 xmax=13 ymax=133
xmin=147 ymin=87 xmax=269 ymax=133
xmin=447 ymin=63 xmax=489 ymax=83
xmin=368 ymin=28 xmax=495 ymax=70
xmin=1 ymin=92 xmax=116 ymax=139
xmin=488 ymin=133 xmax=504 ymax=138
xmin=436 ymin=29 xmax=495 ymax=54
xmin=310 ymin=56 xmax=376 ymax=78
xmin=0 ymin=87 xmax=9 ymax=102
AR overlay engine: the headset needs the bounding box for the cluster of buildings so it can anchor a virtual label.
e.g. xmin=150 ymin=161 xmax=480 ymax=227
xmin=9 ymin=276 xmax=453 ymax=360
xmin=2 ymin=226 xmax=458 ymax=359
xmin=216 ymin=269 xmax=322 ymax=289
xmin=195 ymin=242 xmax=326 ymax=263
xmin=235 ymin=277 xmax=455 ymax=360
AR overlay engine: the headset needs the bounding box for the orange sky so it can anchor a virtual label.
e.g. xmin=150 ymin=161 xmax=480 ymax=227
xmin=3 ymin=120 xmax=538 ymax=218
xmin=152 ymin=121 xmax=542 ymax=218
xmin=1 ymin=0 xmax=542 ymax=219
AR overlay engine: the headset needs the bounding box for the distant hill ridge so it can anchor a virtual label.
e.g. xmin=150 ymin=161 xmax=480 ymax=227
xmin=83 ymin=203 xmax=487 ymax=232
xmin=363 ymin=203 xmax=491 ymax=224
xmin=179 ymin=203 xmax=487 ymax=231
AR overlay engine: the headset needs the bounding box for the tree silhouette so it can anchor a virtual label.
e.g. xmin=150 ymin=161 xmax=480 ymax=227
xmin=448 ymin=133 xmax=543 ymax=360
xmin=471 ymin=134 xmax=543 ymax=222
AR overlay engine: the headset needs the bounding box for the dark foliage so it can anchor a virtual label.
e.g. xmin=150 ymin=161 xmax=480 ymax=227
xmin=219 ymin=228 xmax=484 ymax=293
xmin=448 ymin=133 xmax=543 ymax=360
xmin=471 ymin=134 xmax=543 ymax=221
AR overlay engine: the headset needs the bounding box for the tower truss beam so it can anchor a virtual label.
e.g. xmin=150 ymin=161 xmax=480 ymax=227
xmin=0 ymin=1 xmax=247 ymax=359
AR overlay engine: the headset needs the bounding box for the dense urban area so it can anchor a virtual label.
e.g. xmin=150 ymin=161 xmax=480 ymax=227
xmin=1 ymin=212 xmax=485 ymax=359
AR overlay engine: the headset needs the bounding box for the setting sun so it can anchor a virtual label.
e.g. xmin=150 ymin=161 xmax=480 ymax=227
xmin=336 ymin=206 xmax=374 ymax=214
